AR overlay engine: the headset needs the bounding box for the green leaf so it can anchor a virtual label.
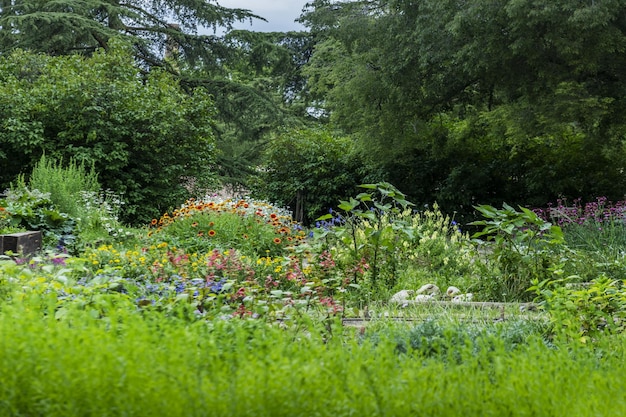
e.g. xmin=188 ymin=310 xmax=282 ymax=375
xmin=316 ymin=214 xmax=334 ymax=221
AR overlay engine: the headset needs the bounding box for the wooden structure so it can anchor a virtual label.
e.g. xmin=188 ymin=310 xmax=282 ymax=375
xmin=0 ymin=231 xmax=42 ymax=256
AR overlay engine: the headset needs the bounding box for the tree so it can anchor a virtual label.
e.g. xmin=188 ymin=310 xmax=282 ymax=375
xmin=0 ymin=0 xmax=259 ymax=69
xmin=0 ymin=42 xmax=217 ymax=223
xmin=253 ymin=127 xmax=364 ymax=224
xmin=299 ymin=0 xmax=626 ymax=212
xmin=185 ymin=30 xmax=316 ymax=190
xmin=0 ymin=0 xmax=316 ymax=193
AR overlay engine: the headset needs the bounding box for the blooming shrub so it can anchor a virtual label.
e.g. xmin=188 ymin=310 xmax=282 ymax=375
xmin=147 ymin=197 xmax=306 ymax=257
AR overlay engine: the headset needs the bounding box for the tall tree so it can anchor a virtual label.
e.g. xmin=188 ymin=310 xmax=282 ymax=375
xmin=0 ymin=0 xmax=316 ymax=192
xmin=0 ymin=0 xmax=259 ymax=69
xmin=300 ymin=0 xmax=626 ymax=211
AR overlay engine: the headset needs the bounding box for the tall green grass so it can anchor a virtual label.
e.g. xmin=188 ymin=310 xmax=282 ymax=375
xmin=1 ymin=294 xmax=625 ymax=416
xmin=26 ymin=154 xmax=100 ymax=218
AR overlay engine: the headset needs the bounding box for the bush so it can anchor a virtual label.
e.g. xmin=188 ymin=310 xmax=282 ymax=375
xmin=470 ymin=203 xmax=564 ymax=301
xmin=1 ymin=187 xmax=75 ymax=249
xmin=253 ymin=127 xmax=364 ymax=224
xmin=531 ymin=275 xmax=626 ymax=343
xmin=0 ymin=42 xmax=217 ymax=224
xmin=147 ymin=196 xmax=305 ymax=257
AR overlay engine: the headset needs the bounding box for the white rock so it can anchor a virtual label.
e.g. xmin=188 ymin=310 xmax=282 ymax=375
xmin=414 ymin=294 xmax=435 ymax=302
xmin=446 ymin=286 xmax=462 ymax=297
xmin=390 ymin=290 xmax=415 ymax=303
xmin=452 ymin=293 xmax=473 ymax=302
xmin=417 ymin=283 xmax=440 ymax=295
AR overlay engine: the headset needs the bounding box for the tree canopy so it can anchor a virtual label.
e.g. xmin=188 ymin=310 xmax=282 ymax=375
xmin=2 ymin=0 xmax=626 ymax=221
xmin=0 ymin=0 xmax=259 ymax=68
xmin=299 ymin=0 xmax=626 ymax=212
xmin=0 ymin=0 xmax=314 ymax=190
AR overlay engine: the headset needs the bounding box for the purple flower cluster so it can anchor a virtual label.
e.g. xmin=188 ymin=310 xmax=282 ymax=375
xmin=535 ymin=197 xmax=626 ymax=226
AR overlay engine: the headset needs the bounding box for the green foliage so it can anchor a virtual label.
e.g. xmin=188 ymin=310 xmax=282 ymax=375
xmin=389 ymin=204 xmax=481 ymax=295
xmin=25 ymin=154 xmax=100 ymax=219
xmin=314 ymin=182 xmax=414 ymax=291
xmin=2 ymin=187 xmax=75 ymax=249
xmin=0 ymin=205 xmax=25 ymax=235
xmin=188 ymin=31 xmax=315 ymax=190
xmin=2 ymin=289 xmax=626 ymax=416
xmin=311 ymin=182 xmax=479 ymax=300
xmin=531 ymin=276 xmax=626 ymax=343
xmin=74 ymin=190 xmax=136 ymax=249
xmin=254 ymin=127 xmax=364 ymax=224
xmin=367 ymin=318 xmax=552 ymax=357
xmin=299 ymin=0 xmax=626 ymax=214
xmin=11 ymin=155 xmax=136 ymax=250
xmin=470 ymin=203 xmax=564 ymax=301
xmin=0 ymin=0 xmax=260 ymax=68
xmin=0 ymin=0 xmax=315 ymax=193
xmin=0 ymin=44 xmax=218 ymax=224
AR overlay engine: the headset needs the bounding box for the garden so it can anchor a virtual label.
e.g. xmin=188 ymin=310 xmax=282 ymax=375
xmin=3 ymin=158 xmax=626 ymax=416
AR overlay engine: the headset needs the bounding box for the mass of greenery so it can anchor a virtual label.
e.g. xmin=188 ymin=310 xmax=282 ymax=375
xmin=0 ymin=43 xmax=217 ymax=223
xmin=2 ymin=169 xmax=626 ymax=414
xmin=299 ymin=0 xmax=626 ymax=217
xmin=2 ymin=0 xmax=626 ymax=413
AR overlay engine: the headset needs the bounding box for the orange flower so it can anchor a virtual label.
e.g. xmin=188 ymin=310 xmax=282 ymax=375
xmin=209 ymin=222 xmax=215 ymax=227
xmin=273 ymin=237 xmax=282 ymax=244
xmin=197 ymin=231 xmax=204 ymax=237
xmin=150 ymin=219 xmax=158 ymax=226
xmin=243 ymin=234 xmax=249 ymax=239
xmin=270 ymin=213 xmax=278 ymax=220
xmin=191 ymin=222 xmax=198 ymax=227
xmin=208 ymin=230 xmax=216 ymax=237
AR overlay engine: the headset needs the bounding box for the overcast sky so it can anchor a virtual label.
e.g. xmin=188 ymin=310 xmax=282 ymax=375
xmin=217 ymin=0 xmax=308 ymax=32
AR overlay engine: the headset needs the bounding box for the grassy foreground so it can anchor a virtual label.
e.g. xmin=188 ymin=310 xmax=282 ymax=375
xmin=1 ymin=295 xmax=624 ymax=417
